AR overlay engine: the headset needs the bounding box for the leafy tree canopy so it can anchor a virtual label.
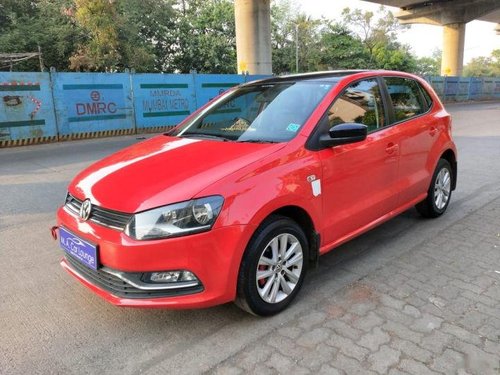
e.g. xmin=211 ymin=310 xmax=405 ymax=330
xmin=463 ymin=49 xmax=500 ymax=77
xmin=2 ymin=0 xmax=489 ymax=77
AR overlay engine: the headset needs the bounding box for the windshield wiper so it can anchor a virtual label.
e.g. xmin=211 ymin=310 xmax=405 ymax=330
xmin=239 ymin=139 xmax=280 ymax=144
xmin=181 ymin=133 xmax=231 ymax=142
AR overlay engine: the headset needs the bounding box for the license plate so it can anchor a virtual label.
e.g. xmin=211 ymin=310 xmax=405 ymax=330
xmin=59 ymin=227 xmax=98 ymax=270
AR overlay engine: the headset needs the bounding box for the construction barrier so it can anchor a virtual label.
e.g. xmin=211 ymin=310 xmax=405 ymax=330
xmin=0 ymin=71 xmax=499 ymax=147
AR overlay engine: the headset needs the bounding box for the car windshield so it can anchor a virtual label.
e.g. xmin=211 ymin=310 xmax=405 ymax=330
xmin=173 ymin=81 xmax=334 ymax=143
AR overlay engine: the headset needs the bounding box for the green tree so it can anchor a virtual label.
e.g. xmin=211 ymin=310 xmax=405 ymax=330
xmin=318 ymin=22 xmax=371 ymax=70
xmin=372 ymin=43 xmax=416 ymax=72
xmin=271 ymin=1 xmax=329 ymax=74
xmin=0 ymin=0 xmax=83 ymax=71
xmin=117 ymin=0 xmax=176 ymax=72
xmin=172 ymin=0 xmax=236 ymax=73
xmin=340 ymin=6 xmax=416 ymax=72
xmin=295 ymin=15 xmax=323 ymax=72
xmin=270 ymin=0 xmax=297 ymax=74
xmin=70 ymin=0 xmax=122 ymax=70
xmin=414 ymin=49 xmax=441 ymax=76
xmin=492 ymin=49 xmax=500 ymax=76
xmin=70 ymin=0 xmax=173 ymax=72
xmin=463 ymin=49 xmax=500 ymax=77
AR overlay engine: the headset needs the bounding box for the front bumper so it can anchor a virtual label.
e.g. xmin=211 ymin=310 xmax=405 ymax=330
xmin=57 ymin=206 xmax=254 ymax=309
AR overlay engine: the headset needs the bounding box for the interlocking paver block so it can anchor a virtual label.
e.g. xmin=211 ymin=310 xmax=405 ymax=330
xmin=358 ymin=327 xmax=390 ymax=351
xmin=368 ymin=345 xmax=401 ymax=374
xmin=297 ymin=311 xmax=327 ymax=330
xmin=325 ymin=334 xmax=369 ymax=361
xmin=351 ymin=311 xmax=385 ymax=332
xmin=441 ymin=323 xmax=482 ymax=345
xmin=212 ymin=365 xmax=244 ymax=375
xmin=431 ymin=349 xmax=466 ymax=374
xmin=398 ymin=359 xmax=440 ymax=375
xmin=298 ymin=344 xmax=336 ymax=370
xmin=390 ymin=338 xmax=433 ymax=363
xmin=324 ymin=319 xmax=363 ymax=340
xmin=296 ymin=328 xmax=331 ymax=348
xmin=411 ymin=313 xmax=443 ymax=333
xmin=402 ymin=304 xmax=421 ymax=318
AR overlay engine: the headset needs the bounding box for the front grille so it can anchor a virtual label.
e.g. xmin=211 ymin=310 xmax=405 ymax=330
xmin=65 ymin=255 xmax=204 ymax=299
xmin=65 ymin=194 xmax=132 ymax=231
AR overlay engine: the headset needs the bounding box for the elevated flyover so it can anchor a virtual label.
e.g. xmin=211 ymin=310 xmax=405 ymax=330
xmin=233 ymin=1 xmax=499 ymax=76
xmin=364 ymin=0 xmax=500 ymax=76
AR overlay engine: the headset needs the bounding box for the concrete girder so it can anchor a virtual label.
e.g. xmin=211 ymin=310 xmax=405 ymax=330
xmin=396 ymin=0 xmax=500 ymax=26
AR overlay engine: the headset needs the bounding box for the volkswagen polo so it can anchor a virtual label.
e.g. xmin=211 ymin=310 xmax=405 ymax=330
xmin=54 ymin=71 xmax=457 ymax=316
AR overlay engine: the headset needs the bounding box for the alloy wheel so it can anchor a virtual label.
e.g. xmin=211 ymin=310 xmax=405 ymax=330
xmin=434 ymin=167 xmax=451 ymax=210
xmin=255 ymin=233 xmax=303 ymax=304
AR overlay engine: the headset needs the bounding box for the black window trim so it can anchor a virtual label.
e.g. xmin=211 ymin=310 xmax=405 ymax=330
xmin=416 ymin=80 xmax=435 ymax=111
xmin=305 ymin=75 xmax=390 ymax=151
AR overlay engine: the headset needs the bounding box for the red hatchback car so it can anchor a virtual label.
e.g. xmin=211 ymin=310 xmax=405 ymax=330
xmin=55 ymin=70 xmax=457 ymax=316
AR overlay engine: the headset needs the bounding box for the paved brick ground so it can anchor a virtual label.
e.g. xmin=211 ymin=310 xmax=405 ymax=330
xmin=1 ymin=103 xmax=499 ymax=375
xmin=208 ymin=197 xmax=500 ymax=375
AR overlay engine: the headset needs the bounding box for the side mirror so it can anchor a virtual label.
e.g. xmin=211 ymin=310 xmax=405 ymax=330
xmin=319 ymin=123 xmax=368 ymax=147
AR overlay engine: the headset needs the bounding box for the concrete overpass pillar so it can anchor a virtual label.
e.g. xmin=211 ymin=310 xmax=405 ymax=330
xmin=441 ymin=23 xmax=466 ymax=76
xmin=234 ymin=0 xmax=272 ymax=74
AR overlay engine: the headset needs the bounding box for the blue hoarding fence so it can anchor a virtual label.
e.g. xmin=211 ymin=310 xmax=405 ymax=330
xmin=0 ymin=70 xmax=268 ymax=147
xmin=424 ymin=76 xmax=500 ymax=101
xmin=1 ymin=72 xmax=499 ymax=147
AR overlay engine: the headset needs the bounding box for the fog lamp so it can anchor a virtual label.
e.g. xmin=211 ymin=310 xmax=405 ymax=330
xmin=145 ymin=270 xmax=198 ymax=284
xmin=150 ymin=271 xmax=181 ymax=283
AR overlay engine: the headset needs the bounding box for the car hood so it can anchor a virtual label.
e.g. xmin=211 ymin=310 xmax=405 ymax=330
xmin=69 ymin=136 xmax=284 ymax=213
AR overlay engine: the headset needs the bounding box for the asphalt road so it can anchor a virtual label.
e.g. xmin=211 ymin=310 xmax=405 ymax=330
xmin=1 ymin=102 xmax=499 ymax=374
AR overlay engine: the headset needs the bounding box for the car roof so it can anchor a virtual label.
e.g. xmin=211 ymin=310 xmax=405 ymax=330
xmin=243 ymin=70 xmax=425 ymax=87
xmin=244 ymin=70 xmax=371 ymax=86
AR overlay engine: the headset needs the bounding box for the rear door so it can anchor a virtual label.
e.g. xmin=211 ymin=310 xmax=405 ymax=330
xmin=383 ymin=77 xmax=434 ymax=206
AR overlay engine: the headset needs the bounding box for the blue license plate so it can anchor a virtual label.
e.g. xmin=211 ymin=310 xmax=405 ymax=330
xmin=59 ymin=227 xmax=98 ymax=270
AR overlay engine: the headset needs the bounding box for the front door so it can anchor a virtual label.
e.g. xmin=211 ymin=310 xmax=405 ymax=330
xmin=317 ymin=78 xmax=401 ymax=247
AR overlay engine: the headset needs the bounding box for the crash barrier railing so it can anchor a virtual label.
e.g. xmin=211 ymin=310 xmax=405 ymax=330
xmin=0 ymin=71 xmax=499 ymax=147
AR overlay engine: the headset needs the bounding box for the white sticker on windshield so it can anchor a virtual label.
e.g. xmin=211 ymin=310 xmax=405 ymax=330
xmin=286 ymin=123 xmax=300 ymax=132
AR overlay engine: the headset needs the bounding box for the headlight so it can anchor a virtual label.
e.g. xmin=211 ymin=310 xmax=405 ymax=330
xmin=124 ymin=196 xmax=224 ymax=240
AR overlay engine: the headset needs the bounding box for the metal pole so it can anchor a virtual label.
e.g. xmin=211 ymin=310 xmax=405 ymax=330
xmin=38 ymin=45 xmax=45 ymax=72
xmin=295 ymin=24 xmax=299 ymax=73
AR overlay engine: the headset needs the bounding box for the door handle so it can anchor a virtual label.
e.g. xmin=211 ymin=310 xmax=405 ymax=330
xmin=429 ymin=126 xmax=437 ymax=136
xmin=385 ymin=143 xmax=399 ymax=154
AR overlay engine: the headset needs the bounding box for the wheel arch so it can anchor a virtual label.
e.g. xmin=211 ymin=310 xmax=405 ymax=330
xmin=440 ymin=149 xmax=457 ymax=190
xmin=262 ymin=205 xmax=320 ymax=269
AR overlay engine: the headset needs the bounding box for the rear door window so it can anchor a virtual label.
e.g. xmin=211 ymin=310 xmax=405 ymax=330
xmin=384 ymin=77 xmax=427 ymax=123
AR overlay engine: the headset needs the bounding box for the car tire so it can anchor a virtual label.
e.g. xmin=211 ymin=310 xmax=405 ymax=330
xmin=235 ymin=215 xmax=308 ymax=316
xmin=416 ymin=158 xmax=453 ymax=218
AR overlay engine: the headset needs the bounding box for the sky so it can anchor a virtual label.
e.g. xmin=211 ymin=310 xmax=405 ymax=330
xmin=296 ymin=0 xmax=500 ymax=63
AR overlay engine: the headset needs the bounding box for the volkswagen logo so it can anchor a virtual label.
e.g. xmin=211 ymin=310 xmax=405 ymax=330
xmin=80 ymin=199 xmax=92 ymax=221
